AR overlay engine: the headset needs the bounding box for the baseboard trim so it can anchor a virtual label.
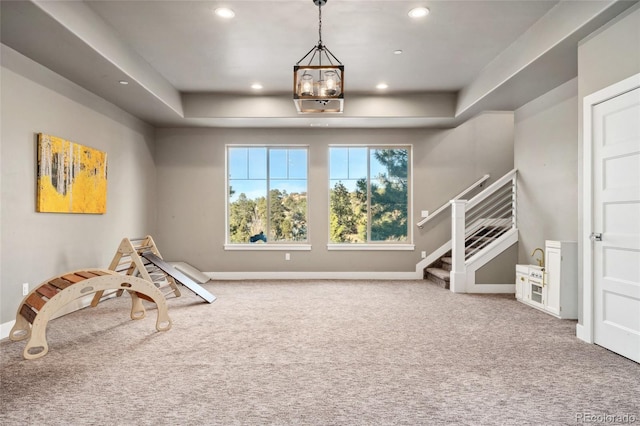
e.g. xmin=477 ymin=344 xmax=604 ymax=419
xmin=206 ymin=271 xmax=423 ymax=280
xmin=466 ymin=284 xmax=516 ymax=294
xmin=415 ymin=241 xmax=452 ymax=273
xmin=1 ymin=320 xmax=16 ymax=340
xmin=576 ymin=323 xmax=592 ymax=343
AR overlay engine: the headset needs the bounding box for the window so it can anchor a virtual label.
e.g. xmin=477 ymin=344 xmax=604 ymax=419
xmin=227 ymin=146 xmax=308 ymax=244
xmin=329 ymin=146 xmax=410 ymax=244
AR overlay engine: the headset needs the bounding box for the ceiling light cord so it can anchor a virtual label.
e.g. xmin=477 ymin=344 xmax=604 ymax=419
xmin=296 ymin=0 xmax=340 ymax=67
xmin=317 ymin=3 xmax=323 ymax=67
xmin=318 ymin=4 xmax=323 ymax=46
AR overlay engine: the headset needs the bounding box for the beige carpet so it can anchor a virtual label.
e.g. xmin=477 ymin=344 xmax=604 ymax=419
xmin=1 ymin=280 xmax=639 ymax=425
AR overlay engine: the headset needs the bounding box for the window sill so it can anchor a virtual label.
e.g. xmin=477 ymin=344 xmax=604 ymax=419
xmin=224 ymin=244 xmax=312 ymax=251
xmin=327 ymin=244 xmax=415 ymax=251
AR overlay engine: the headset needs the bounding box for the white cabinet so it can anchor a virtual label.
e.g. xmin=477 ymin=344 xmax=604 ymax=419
xmin=516 ymin=241 xmax=577 ymax=319
xmin=543 ymin=240 xmax=578 ymax=319
xmin=515 ymin=264 xmax=528 ymax=300
xmin=516 ymin=264 xmax=543 ymax=307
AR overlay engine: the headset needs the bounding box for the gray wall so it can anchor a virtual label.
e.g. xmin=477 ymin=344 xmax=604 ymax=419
xmin=576 ymin=5 xmax=640 ymax=323
xmin=514 ymin=78 xmax=579 ymax=267
xmin=0 ymin=46 xmax=156 ymax=325
xmin=513 ymin=4 xmax=640 ymax=326
xmin=154 ymin=112 xmax=515 ymax=276
xmin=476 ymin=244 xmax=519 ymax=284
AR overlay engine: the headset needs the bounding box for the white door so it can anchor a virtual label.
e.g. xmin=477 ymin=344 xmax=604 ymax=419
xmin=592 ymin=86 xmax=640 ymax=363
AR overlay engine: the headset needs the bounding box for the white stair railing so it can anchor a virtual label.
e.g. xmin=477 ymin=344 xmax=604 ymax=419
xmin=449 ymin=169 xmax=517 ymax=292
xmin=417 ymin=174 xmax=490 ymax=229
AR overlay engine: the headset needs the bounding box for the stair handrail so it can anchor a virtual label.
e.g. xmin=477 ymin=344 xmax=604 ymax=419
xmin=466 ymin=169 xmax=517 ymax=211
xmin=449 ymin=169 xmax=518 ymax=292
xmin=417 ymin=174 xmax=490 ymax=228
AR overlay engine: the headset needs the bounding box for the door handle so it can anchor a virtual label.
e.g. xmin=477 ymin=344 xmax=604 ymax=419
xmin=590 ymin=233 xmax=602 ymax=242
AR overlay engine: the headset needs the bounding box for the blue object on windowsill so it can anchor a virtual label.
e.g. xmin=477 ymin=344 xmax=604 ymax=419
xmin=249 ymin=232 xmax=267 ymax=243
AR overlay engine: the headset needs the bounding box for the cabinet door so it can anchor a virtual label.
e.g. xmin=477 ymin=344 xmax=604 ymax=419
xmin=545 ymin=247 xmax=562 ymax=315
xmin=523 ymin=275 xmax=531 ymax=301
xmin=516 ymin=273 xmax=525 ymax=299
xmin=529 ymin=279 xmax=545 ymax=308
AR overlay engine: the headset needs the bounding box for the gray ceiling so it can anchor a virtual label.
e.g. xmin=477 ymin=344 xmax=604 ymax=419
xmin=1 ymin=1 xmax=636 ymax=128
xmin=85 ymin=0 xmax=558 ymax=93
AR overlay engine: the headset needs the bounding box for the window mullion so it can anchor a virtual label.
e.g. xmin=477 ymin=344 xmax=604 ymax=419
xmin=245 ymin=148 xmax=250 ymax=180
xmin=266 ymin=148 xmax=271 ymax=241
xmin=366 ymin=147 xmax=372 ymax=243
xmin=286 ymin=149 xmax=290 ymax=179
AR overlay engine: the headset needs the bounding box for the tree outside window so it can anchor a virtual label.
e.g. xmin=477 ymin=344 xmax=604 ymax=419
xmin=329 ymin=146 xmax=410 ymax=243
xmin=228 ymin=147 xmax=308 ymax=244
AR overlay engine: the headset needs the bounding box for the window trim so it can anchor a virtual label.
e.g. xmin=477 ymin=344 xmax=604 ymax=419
xmin=328 ymin=144 xmax=413 ymax=245
xmin=224 ymin=244 xmax=312 ymax=251
xmin=225 ymin=144 xmax=310 ymax=246
xmin=327 ymin=243 xmax=415 ymax=251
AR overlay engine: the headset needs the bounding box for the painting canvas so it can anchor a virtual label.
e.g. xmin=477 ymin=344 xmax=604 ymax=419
xmin=36 ymin=133 xmax=108 ymax=213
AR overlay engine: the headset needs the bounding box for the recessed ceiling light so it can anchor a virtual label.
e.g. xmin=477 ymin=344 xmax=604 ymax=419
xmin=376 ymin=83 xmax=389 ymax=90
xmin=408 ymin=7 xmax=430 ymax=18
xmin=214 ymin=7 xmax=235 ymax=18
xmin=251 ymin=83 xmax=263 ymax=90
xmin=393 ymin=50 xmax=403 ymax=55
xmin=118 ymin=80 xmax=129 ymax=85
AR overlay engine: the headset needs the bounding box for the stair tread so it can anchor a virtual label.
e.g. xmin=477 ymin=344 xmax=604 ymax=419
xmin=441 ymin=257 xmax=452 ymax=264
xmin=424 ymin=278 xmax=448 ymax=289
xmin=425 ymin=267 xmax=450 ymax=281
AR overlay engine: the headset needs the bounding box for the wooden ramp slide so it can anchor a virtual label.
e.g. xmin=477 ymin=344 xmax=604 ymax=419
xmin=91 ymin=236 xmax=215 ymax=305
xmin=10 ymin=269 xmax=171 ymax=360
xmin=141 ymin=252 xmax=216 ymax=303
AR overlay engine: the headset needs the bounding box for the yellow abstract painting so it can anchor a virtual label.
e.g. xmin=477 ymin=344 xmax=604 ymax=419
xmin=37 ymin=133 xmax=108 ymax=213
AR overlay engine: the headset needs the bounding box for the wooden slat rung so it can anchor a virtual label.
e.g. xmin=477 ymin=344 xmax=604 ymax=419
xmin=19 ymin=304 xmax=37 ymax=324
xmin=36 ymin=284 xmax=58 ymax=299
xmin=49 ymin=278 xmax=73 ymax=290
xmin=61 ymin=273 xmax=86 ymax=284
xmin=75 ymin=271 xmax=100 ymax=279
xmin=26 ymin=293 xmax=46 ymax=311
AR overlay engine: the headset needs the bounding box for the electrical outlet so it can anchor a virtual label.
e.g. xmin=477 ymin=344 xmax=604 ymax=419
xmin=421 ymin=210 xmax=429 ymax=218
xmin=421 ymin=251 xmax=426 ymax=259
xmin=285 ymin=253 xmax=291 ymax=261
xmin=22 ymin=283 xmax=29 ymax=296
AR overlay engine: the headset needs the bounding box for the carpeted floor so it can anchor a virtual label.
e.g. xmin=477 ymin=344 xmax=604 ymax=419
xmin=1 ymin=280 xmax=638 ymax=425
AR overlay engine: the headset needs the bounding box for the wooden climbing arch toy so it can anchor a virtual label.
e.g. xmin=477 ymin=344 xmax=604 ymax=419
xmin=10 ymin=269 xmax=171 ymax=360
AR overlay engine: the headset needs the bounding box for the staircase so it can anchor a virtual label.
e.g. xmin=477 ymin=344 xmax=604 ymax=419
xmin=416 ymin=169 xmax=518 ymax=293
xmin=424 ymin=224 xmax=510 ymax=289
xmin=424 ymin=256 xmax=452 ymax=288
